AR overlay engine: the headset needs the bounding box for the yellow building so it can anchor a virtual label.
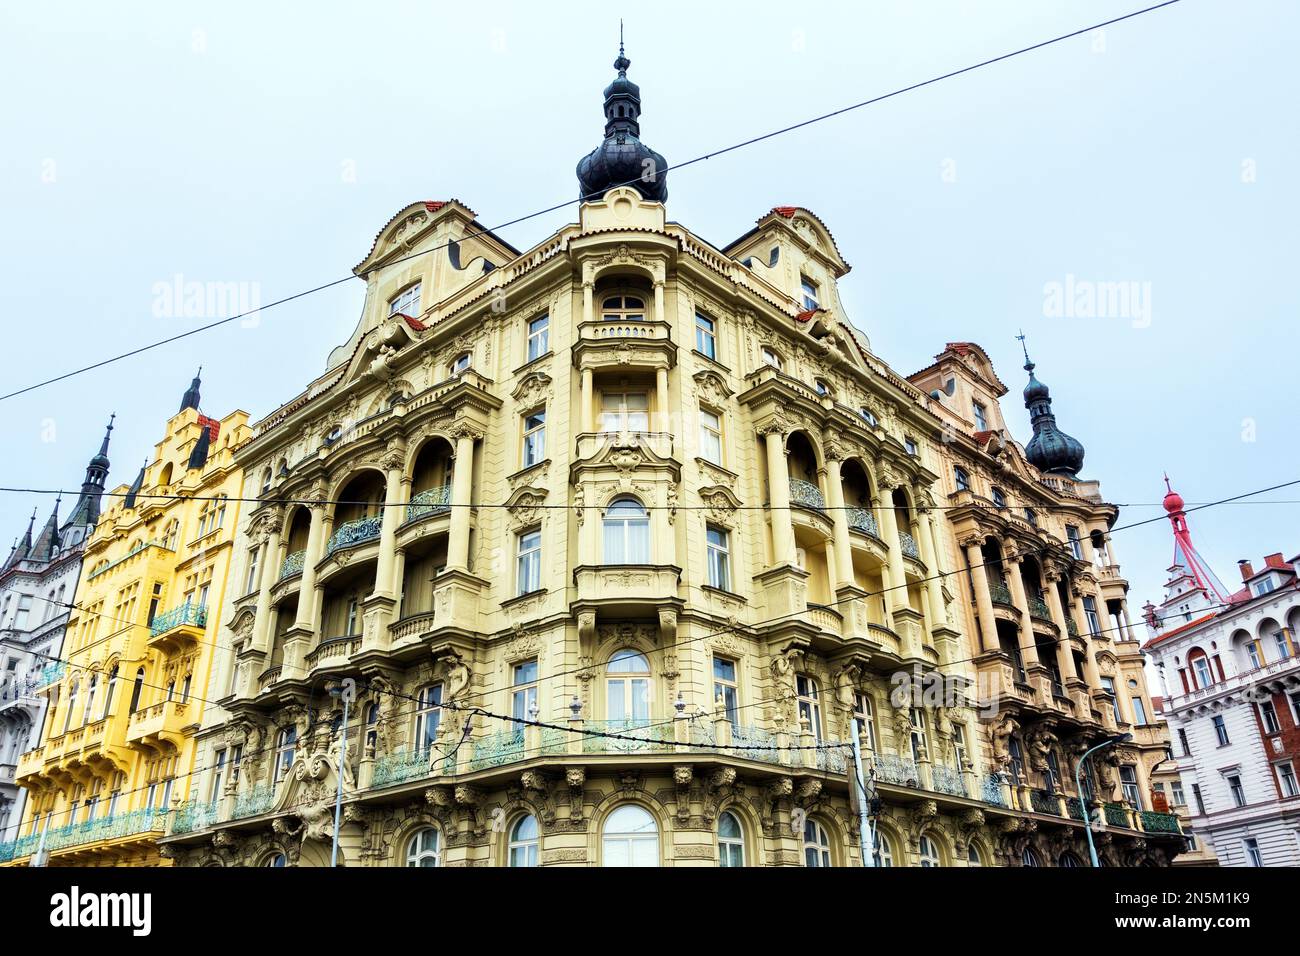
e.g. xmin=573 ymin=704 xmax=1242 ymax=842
xmin=157 ymin=48 xmax=1183 ymax=867
xmin=7 ymin=375 xmax=249 ymax=865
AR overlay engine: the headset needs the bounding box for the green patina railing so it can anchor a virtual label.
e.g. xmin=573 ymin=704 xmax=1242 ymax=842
xmin=1066 ymin=797 xmax=1088 ymax=821
xmin=405 ymin=486 xmax=451 ymax=524
xmin=1104 ymin=802 xmax=1131 ymax=827
xmin=989 ymin=580 xmax=1014 ymax=606
xmin=1066 ymin=616 xmax=1080 ymax=638
xmin=1028 ymin=595 xmax=1053 ymax=621
xmin=0 ymin=808 xmax=168 ymax=861
xmin=1030 ymin=789 xmax=1062 ymax=816
xmin=789 ymin=478 xmax=826 ymax=512
xmin=34 ymin=660 xmax=66 ymax=689
xmin=582 ymin=719 xmax=674 ymax=754
xmin=279 ymin=549 xmax=305 ymax=580
xmin=232 ymin=785 xmax=274 ymax=820
xmin=149 ymin=602 xmax=207 ymax=638
xmin=931 ymin=764 xmax=967 ymax=797
xmin=171 ymin=798 xmax=219 ymax=834
xmin=326 ymin=516 xmax=382 ymax=555
xmin=1140 ymin=810 xmax=1181 ymax=834
xmin=467 ymin=729 xmax=525 ymax=772
xmin=981 ymin=774 xmax=1009 ymax=807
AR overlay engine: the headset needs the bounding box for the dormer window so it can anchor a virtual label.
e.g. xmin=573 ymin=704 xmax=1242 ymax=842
xmin=388 ymin=282 xmax=421 ymax=318
xmin=800 ymin=275 xmax=819 ymax=311
xmin=1253 ymin=577 xmax=1276 ymax=597
xmin=972 ymin=401 xmax=988 ymax=431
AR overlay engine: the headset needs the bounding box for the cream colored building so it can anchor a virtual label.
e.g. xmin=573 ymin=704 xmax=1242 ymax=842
xmin=160 ymin=51 xmax=1182 ymax=868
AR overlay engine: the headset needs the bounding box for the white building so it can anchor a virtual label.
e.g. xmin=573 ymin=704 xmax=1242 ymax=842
xmin=0 ymin=421 xmax=113 ymax=840
xmin=1142 ymin=479 xmax=1300 ymax=867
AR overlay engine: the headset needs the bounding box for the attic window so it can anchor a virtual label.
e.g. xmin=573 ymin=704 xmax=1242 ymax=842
xmin=388 ymin=282 xmax=421 ymax=319
xmin=768 ymin=247 xmax=780 ymax=267
xmin=450 ymin=353 xmax=472 ymax=376
xmin=859 ymin=407 xmax=878 ymax=428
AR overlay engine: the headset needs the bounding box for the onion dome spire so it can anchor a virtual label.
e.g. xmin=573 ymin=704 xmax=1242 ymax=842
xmin=1016 ymin=333 xmax=1085 ymax=477
xmin=576 ymin=25 xmax=668 ymax=203
xmin=180 ymin=367 xmax=202 ymax=412
xmin=65 ymin=414 xmax=114 ymax=528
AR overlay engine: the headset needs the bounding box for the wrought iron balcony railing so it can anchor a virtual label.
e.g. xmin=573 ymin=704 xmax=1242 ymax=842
xmin=278 ymin=549 xmax=305 ymax=580
xmin=980 ymin=774 xmax=1009 ymax=807
xmin=789 ymin=478 xmax=826 ymax=513
xmin=582 ymin=719 xmax=675 ymax=754
xmin=1030 ymin=789 xmax=1062 ymax=815
xmin=326 ymin=515 xmax=382 ymax=555
xmin=149 ymin=602 xmax=207 ymax=638
xmin=231 ymin=784 xmax=274 ymax=820
xmin=898 ymin=531 xmax=920 ymax=559
xmin=1104 ymin=802 xmax=1131 ymax=827
xmin=171 ymin=798 xmax=219 ymax=834
xmin=988 ymin=580 xmax=1014 ymax=606
xmin=1028 ymin=595 xmax=1053 ymax=622
xmin=931 ymin=764 xmax=967 ymax=797
xmin=405 ymin=485 xmax=452 ymax=524
xmin=0 ymin=807 xmax=168 ymax=861
xmin=873 ymin=753 xmax=919 ymax=787
xmin=1139 ymin=810 xmax=1181 ymax=834
xmin=846 ymin=507 xmax=879 ymax=537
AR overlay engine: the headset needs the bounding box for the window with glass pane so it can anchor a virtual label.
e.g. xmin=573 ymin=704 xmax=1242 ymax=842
xmin=718 ymin=811 xmax=745 ymax=866
xmin=706 ymin=525 xmax=730 ymax=590
xmin=909 ymin=707 xmax=928 ymax=762
xmin=952 ymin=723 xmax=968 ymax=770
xmin=511 ymin=659 xmax=538 ymax=722
xmin=800 ymin=275 xmax=819 ymax=311
xmin=967 ymin=845 xmax=983 ymax=867
xmin=527 ymin=314 xmax=549 ymax=361
xmin=1066 ymin=525 xmax=1083 ymax=559
xmin=1244 ymin=838 xmax=1263 ymax=866
xmin=872 ymin=831 xmax=893 ymax=867
xmin=210 ymin=748 xmax=226 ymax=801
xmin=1276 ymin=763 xmax=1299 ymax=798
xmin=606 ymin=651 xmax=652 ymax=723
xmin=1131 ymin=696 xmax=1147 ymax=725
xmin=274 ymin=727 xmax=296 ymax=784
xmin=695 ymin=313 xmax=716 ymax=359
xmin=1247 ymin=641 xmax=1263 ymax=669
xmin=712 ymin=657 xmax=738 ymax=725
xmin=602 ymin=295 xmax=645 ymax=322
xmin=522 ymin=409 xmax=546 ymax=467
xmin=972 ymin=401 xmax=988 ymax=430
xmin=853 ymin=693 xmax=877 ymax=752
xmin=602 ymin=804 xmax=658 ymax=866
xmin=388 ymin=282 xmax=421 ymax=318
xmin=1213 ymin=715 xmax=1229 ymax=745
xmin=919 ymin=834 xmax=941 ymax=867
xmin=450 ymin=352 xmax=471 ymax=375
xmin=699 ymin=409 xmax=723 ymax=465
xmin=414 ymin=684 xmax=443 ymax=755
xmin=954 ymin=467 xmax=970 ymax=491
xmin=603 ymin=498 xmax=650 ymax=563
xmin=1228 ymin=774 xmax=1246 ymax=807
xmin=761 ymin=347 xmax=782 ymax=370
xmin=1083 ymin=596 xmax=1101 ymax=636
xmin=904 ymin=437 xmax=918 ymax=456
xmin=1275 ymin=631 xmax=1291 ymax=659
xmin=508 ymin=814 xmax=539 ymax=866
xmin=516 ymin=530 xmax=541 ymax=596
xmin=600 ymin=391 xmax=649 ymax=432
xmin=991 ymin=488 xmax=1006 ymax=509
xmin=796 ymin=675 xmax=822 ymax=742
xmin=802 ymin=819 xmax=831 ymax=867
xmin=266 ymin=853 xmax=287 ymax=867
xmin=406 ymin=828 xmax=441 ymax=867
xmin=1120 ymin=765 xmax=1141 ymax=806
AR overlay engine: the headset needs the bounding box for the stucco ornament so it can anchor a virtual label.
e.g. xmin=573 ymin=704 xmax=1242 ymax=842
xmin=990 ymin=714 xmax=1020 ymax=771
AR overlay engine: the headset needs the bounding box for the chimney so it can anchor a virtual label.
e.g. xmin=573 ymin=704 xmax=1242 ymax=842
xmin=1237 ymin=559 xmax=1254 ymax=581
xmin=1264 ymin=552 xmax=1285 ymax=569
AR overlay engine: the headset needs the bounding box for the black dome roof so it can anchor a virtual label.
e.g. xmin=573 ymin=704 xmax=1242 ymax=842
xmin=576 ymin=44 xmax=668 ymax=203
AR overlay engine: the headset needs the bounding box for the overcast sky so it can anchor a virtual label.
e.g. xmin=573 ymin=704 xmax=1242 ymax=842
xmin=1 ymin=0 xmax=1295 ymax=616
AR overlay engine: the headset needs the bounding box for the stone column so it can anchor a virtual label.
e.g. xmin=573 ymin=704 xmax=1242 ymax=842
xmin=1043 ymin=571 xmax=1080 ymax=682
xmin=292 ymin=500 xmax=327 ymax=633
xmin=372 ymin=461 xmax=407 ymax=599
xmin=447 ymin=429 xmax=476 ymax=571
xmin=876 ymin=487 xmax=908 ymax=617
xmin=964 ymin=539 xmax=996 ymax=653
xmin=1004 ymin=555 xmax=1042 ymax=670
xmin=250 ymin=521 xmax=280 ymax=653
xmin=763 ymin=428 xmax=795 ymax=567
xmin=655 ymin=366 xmax=669 ymax=433
xmin=823 ymin=454 xmax=853 ymax=590
xmin=580 ymin=368 xmax=594 ymax=434
xmin=917 ymin=508 xmax=946 ymax=623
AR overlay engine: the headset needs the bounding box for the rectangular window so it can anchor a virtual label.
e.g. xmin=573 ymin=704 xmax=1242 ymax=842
xmin=522 ymin=409 xmax=546 ymax=467
xmin=1276 ymin=762 xmax=1299 ymax=798
xmin=853 ymin=693 xmax=877 ymax=752
xmin=1291 ymin=691 xmax=1300 ymax=726
xmin=230 ymin=745 xmax=243 ymax=786
xmin=699 ymin=409 xmax=723 ymax=465
xmin=909 ymin=707 xmax=928 ymax=763
xmin=1254 ymin=578 xmax=1276 ymax=597
xmin=1101 ymin=676 xmax=1122 ymax=725
xmin=345 ymin=598 xmax=359 ymax=636
xmin=796 ymin=675 xmax=822 ymax=743
xmin=904 ymin=438 xmax=918 ymax=457
xmin=954 ymin=466 xmax=970 ymax=492
xmin=952 ymin=723 xmax=968 ymax=771
xmin=1131 ymin=697 xmax=1147 ymax=725
xmin=1213 ymin=715 xmax=1230 ymax=746
xmin=516 ymin=530 xmax=542 ymax=596
xmin=1244 ymin=838 xmax=1263 ymax=867
xmin=600 ymin=392 xmax=649 ymax=432
xmin=1192 ymin=783 xmax=1205 ymax=815
xmin=972 ymin=401 xmax=988 ymax=431
xmin=1227 ymin=774 xmax=1246 ymax=807
xmin=706 ymin=526 xmax=731 ymax=591
xmin=204 ymin=749 xmax=225 ymax=802
xmin=388 ymin=282 xmax=422 ymax=318
xmin=511 ymin=659 xmax=538 ymax=722
xmin=712 ymin=657 xmax=738 ymax=726
xmin=800 ymin=275 xmax=819 ymax=311
xmin=695 ymin=313 xmax=717 ymax=360
xmin=1260 ymin=700 xmax=1281 ymax=735
xmin=1274 ymin=630 xmax=1291 ymax=660
xmin=414 ymin=684 xmax=443 ymax=755
xmin=1119 ymin=765 xmax=1140 ymax=807
xmin=1083 ymin=596 xmax=1101 ymax=637
xmin=1171 ymin=781 xmax=1186 ymax=806
xmin=1066 ymin=525 xmax=1083 ymax=560
xmin=1178 ymin=728 xmax=1190 ymax=756
xmin=527 ymin=314 xmax=549 ymax=362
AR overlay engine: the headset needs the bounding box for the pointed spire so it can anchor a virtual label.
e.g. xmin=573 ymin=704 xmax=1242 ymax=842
xmin=124 ymin=460 xmax=147 ymax=510
xmin=31 ymin=495 xmax=62 ymax=561
xmin=1151 ymin=474 xmax=1232 ymax=624
xmin=187 ymin=424 xmax=211 ymax=471
xmin=180 ymin=367 xmax=202 ymax=413
xmin=1017 ymin=334 xmax=1085 ymax=477
xmin=65 ymin=415 xmax=114 ymax=530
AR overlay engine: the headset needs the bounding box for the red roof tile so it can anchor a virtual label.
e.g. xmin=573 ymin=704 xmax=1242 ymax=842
xmin=1142 ymin=612 xmax=1218 ymax=650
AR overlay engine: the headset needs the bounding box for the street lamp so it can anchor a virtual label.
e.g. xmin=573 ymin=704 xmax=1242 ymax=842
xmin=1075 ymin=732 xmax=1132 ymax=867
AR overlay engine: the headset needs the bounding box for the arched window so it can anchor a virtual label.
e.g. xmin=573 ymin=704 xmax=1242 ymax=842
xmin=601 ymin=295 xmax=645 ymax=323
xmin=162 ymin=519 xmax=179 ymax=551
xmin=603 ymin=498 xmax=649 ymax=563
xmin=606 ymin=651 xmax=651 ymax=724
xmin=274 ymin=727 xmax=296 ymax=784
xmin=83 ymin=676 xmax=98 ymax=726
xmin=761 ymin=346 xmax=782 ymax=370
xmin=508 ymin=814 xmax=539 ymax=867
xmin=873 ymin=830 xmax=895 ymax=867
xmin=62 ymin=681 xmax=79 ymax=734
xmin=967 ymin=844 xmax=984 ymax=867
xmin=406 ymin=828 xmax=441 ymax=867
xmin=1059 ymin=852 xmax=1083 ymax=868
xmin=1189 ymin=648 xmax=1213 ymax=689
xmin=1022 ymin=846 xmax=1042 ymax=867
xmin=718 ymin=810 xmax=745 ymax=867
xmin=919 ymin=834 xmax=942 ymax=867
xmin=264 ymin=853 xmax=287 ymax=867
xmin=602 ymin=805 xmax=658 ymax=866
xmin=129 ymin=667 xmax=145 ymax=713
xmin=102 ymin=665 xmax=118 ymax=720
xmin=802 ymin=818 xmax=832 ymax=867
xmin=449 ymin=353 xmax=471 ymax=376
xmin=796 ymin=675 xmax=822 ymax=742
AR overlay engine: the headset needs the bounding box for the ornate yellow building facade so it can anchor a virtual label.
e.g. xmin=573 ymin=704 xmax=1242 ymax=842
xmin=155 ymin=49 xmax=1180 ymax=868
xmin=6 ymin=377 xmax=249 ymax=865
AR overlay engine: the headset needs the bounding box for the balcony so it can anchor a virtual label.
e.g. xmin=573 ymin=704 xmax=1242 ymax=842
xmin=304 ymin=634 xmax=361 ymax=671
xmin=872 ymin=753 xmax=919 ymax=787
xmin=148 ymin=602 xmax=207 ymax=651
xmin=1027 ymin=595 xmax=1053 ymax=623
xmin=405 ymin=485 xmax=451 ymax=524
xmin=574 ymin=430 xmax=674 ymax=462
xmin=805 ymin=603 xmax=843 ymax=636
xmin=1139 ymin=810 xmax=1182 ymax=834
xmin=988 ymin=580 xmax=1014 ymax=606
xmin=789 ymin=478 xmax=826 ymax=513
xmin=930 ymin=764 xmax=967 ymax=797
xmin=898 ymin=530 xmax=920 ymax=560
xmin=171 ymin=798 xmax=219 ymax=835
xmin=326 ymin=515 xmax=382 ymax=556
xmin=573 ymin=565 xmax=681 ymax=609
xmin=278 ymin=549 xmax=306 ymax=580
xmin=126 ymin=700 xmax=193 ymax=747
xmin=0 ymin=808 xmax=169 ymax=862
xmin=1169 ymin=652 xmax=1300 ymax=710
xmin=847 ymin=507 xmax=879 ymax=538
xmin=33 ymin=661 xmax=66 ymax=690
xmin=572 ymin=319 xmax=676 ymax=373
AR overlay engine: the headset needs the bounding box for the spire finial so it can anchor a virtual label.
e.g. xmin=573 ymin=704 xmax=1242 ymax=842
xmin=1163 ymin=472 xmax=1173 ymax=494
xmin=1016 ymin=329 xmax=1033 ymax=370
xmin=614 ymin=20 xmax=630 ymax=73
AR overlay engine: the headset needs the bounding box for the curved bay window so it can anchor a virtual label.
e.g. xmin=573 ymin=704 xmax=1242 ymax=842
xmin=606 ymin=651 xmax=652 ymax=724
xmin=603 ymin=498 xmax=650 ymax=563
